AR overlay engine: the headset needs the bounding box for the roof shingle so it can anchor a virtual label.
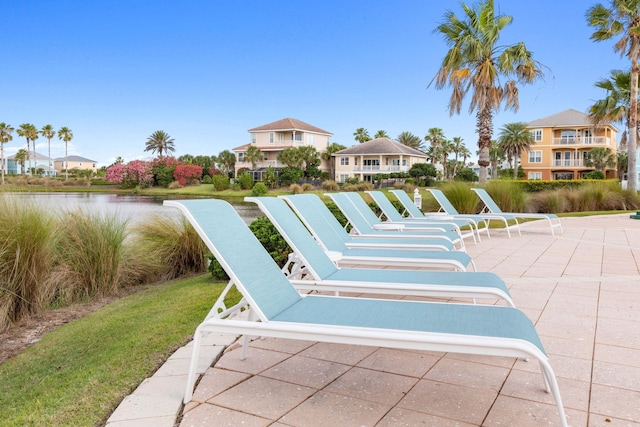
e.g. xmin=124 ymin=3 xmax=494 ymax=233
xmin=248 ymin=118 xmax=332 ymax=135
xmin=334 ymin=138 xmax=427 ymax=157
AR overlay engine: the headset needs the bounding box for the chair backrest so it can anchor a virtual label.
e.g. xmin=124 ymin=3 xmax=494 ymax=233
xmin=389 ymin=190 xmax=426 ymax=218
xmin=365 ymin=191 xmax=406 ymax=222
xmin=326 ymin=192 xmax=381 ymax=233
xmin=427 ymin=189 xmax=461 ymax=215
xmin=164 ymin=199 xmax=301 ymax=320
xmin=280 ymin=194 xmax=350 ymax=252
xmin=471 ymin=188 xmax=504 ymax=213
xmin=246 ymin=197 xmax=339 ymax=280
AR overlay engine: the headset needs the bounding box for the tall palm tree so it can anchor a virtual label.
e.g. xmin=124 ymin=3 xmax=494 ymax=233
xmin=0 ymin=123 xmax=14 ymax=185
xmin=587 ymin=0 xmax=640 ymax=191
xmin=58 ymin=127 xmax=73 ymax=180
xmin=374 ymin=130 xmax=389 ymax=139
xmin=353 ymin=128 xmax=370 ymax=144
xmin=488 ymin=140 xmax=505 ymax=179
xmin=17 ymin=123 xmax=38 ymax=175
xmin=433 ymin=0 xmax=544 ymax=184
xmin=321 ymin=142 xmax=346 ymax=181
xmin=440 ymin=139 xmax=455 ymax=179
xmin=244 ymin=145 xmax=263 ymax=169
xmin=145 ymin=130 xmax=175 ymax=160
xmin=450 ymin=136 xmax=465 ymax=177
xmin=397 ymin=131 xmax=423 ymax=150
xmin=216 ymin=150 xmax=236 ymax=178
xmin=497 ymin=122 xmax=533 ymax=179
xmin=589 ymin=69 xmax=638 ymax=152
xmin=424 ymin=127 xmax=445 ymax=148
xmin=14 ymin=148 xmax=29 ymax=174
xmin=40 ymin=124 xmax=56 ymax=174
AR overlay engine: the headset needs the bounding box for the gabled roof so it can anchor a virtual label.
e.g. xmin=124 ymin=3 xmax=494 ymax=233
xmin=7 ymin=152 xmax=53 ymax=161
xmin=54 ymin=155 xmax=97 ymax=163
xmin=334 ymin=138 xmax=427 ymax=157
xmin=248 ymin=118 xmax=332 ymax=135
xmin=527 ymin=108 xmax=618 ymax=131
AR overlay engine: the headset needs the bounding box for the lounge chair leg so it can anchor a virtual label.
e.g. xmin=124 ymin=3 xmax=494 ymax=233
xmin=240 ymin=309 xmax=258 ymax=360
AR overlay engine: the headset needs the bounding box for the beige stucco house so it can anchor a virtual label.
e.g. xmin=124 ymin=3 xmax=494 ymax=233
xmin=232 ymin=118 xmax=333 ymax=177
xmin=54 ymin=155 xmax=98 ymax=174
xmin=522 ymin=109 xmax=618 ymax=180
xmin=332 ymin=138 xmax=428 ymax=183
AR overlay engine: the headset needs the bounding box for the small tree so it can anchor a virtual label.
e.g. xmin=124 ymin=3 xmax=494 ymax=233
xmin=174 ymin=164 xmax=203 ymax=185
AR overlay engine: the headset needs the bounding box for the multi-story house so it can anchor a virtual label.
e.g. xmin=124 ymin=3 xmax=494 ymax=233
xmin=54 ymin=155 xmax=98 ymax=174
xmin=522 ymin=109 xmax=618 ymax=180
xmin=232 ymin=118 xmax=333 ymax=178
xmin=332 ymin=138 xmax=428 ymax=183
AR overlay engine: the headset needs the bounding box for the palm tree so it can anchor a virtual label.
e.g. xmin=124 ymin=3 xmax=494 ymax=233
xmin=321 ymin=142 xmax=346 ymax=181
xmin=0 ymin=123 xmax=14 ymax=185
xmin=217 ymin=150 xmax=236 ymax=177
xmin=374 ymin=130 xmax=389 ymax=139
xmin=278 ymin=147 xmax=303 ymax=168
xmin=588 ymin=69 xmax=640 ymax=183
xmin=440 ymin=140 xmax=455 ymax=179
xmin=617 ymin=150 xmax=629 ymax=178
xmin=58 ymin=127 xmax=73 ymax=180
xmin=14 ymin=148 xmax=29 ymax=174
xmin=397 ymin=131 xmax=423 ymax=150
xmin=145 ymin=130 xmax=175 ymax=160
xmin=488 ymin=140 xmax=505 ymax=179
xmin=17 ymin=123 xmax=38 ymax=175
xmin=433 ymin=0 xmax=544 ymax=184
xmin=244 ymin=145 xmax=263 ymax=169
xmin=40 ymin=124 xmax=55 ymax=174
xmin=450 ymin=136 xmax=465 ymax=177
xmin=424 ymin=127 xmax=445 ymax=148
xmin=497 ymin=122 xmax=533 ymax=179
xmin=587 ymin=0 xmax=640 ymax=191
xmin=585 ymin=147 xmax=617 ymax=171
xmin=353 ymin=128 xmax=371 ymax=144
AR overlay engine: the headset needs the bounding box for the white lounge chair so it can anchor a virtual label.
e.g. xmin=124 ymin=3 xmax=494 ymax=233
xmin=163 ymin=198 xmax=567 ymax=427
xmin=472 ymin=188 xmax=564 ymax=236
xmin=246 ymin=196 xmax=514 ymax=306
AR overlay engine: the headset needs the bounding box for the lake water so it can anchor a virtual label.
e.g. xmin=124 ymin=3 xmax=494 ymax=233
xmin=5 ymin=192 xmax=262 ymax=225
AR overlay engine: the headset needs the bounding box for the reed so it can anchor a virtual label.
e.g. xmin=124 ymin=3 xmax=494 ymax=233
xmin=0 ymin=195 xmax=58 ymax=331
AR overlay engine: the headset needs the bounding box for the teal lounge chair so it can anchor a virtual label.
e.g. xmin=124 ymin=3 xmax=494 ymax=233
xmin=163 ymin=199 xmax=567 ymax=427
xmin=472 ymin=188 xmax=563 ymax=236
xmin=426 ymin=188 xmax=519 ymax=238
xmin=326 ymin=192 xmax=477 ymax=245
xmin=246 ymin=196 xmax=514 ymax=306
xmin=281 ymin=194 xmax=475 ymax=271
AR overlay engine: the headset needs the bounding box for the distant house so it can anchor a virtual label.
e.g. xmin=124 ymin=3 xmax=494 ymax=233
xmin=232 ymin=118 xmax=333 ymax=178
xmin=522 ymin=109 xmax=618 ymax=180
xmin=54 ymin=155 xmax=98 ymax=174
xmin=332 ymin=138 xmax=428 ymax=183
xmin=5 ymin=152 xmax=57 ymax=176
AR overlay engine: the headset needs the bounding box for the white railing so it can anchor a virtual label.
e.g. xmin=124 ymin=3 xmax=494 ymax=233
xmin=553 ymin=159 xmax=584 ymax=167
xmin=236 ymin=160 xmax=284 ymax=168
xmin=552 ymin=137 xmax=610 ymax=146
xmin=352 ymin=165 xmax=410 ymax=172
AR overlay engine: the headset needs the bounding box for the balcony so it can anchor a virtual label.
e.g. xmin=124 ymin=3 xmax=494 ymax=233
xmin=553 ymin=159 xmax=584 ymax=167
xmin=552 ymin=136 xmax=610 ymax=146
xmin=352 ymin=165 xmax=410 ymax=172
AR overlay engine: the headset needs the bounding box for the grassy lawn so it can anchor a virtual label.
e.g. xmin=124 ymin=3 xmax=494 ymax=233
xmin=0 ymin=274 xmax=239 ymax=427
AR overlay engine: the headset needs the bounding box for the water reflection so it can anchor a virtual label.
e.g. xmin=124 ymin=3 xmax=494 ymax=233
xmin=6 ymin=192 xmax=262 ymax=225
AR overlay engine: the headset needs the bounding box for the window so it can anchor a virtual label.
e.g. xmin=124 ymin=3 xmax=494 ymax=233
xmin=294 ymin=133 xmax=302 ymax=141
xmin=238 ymin=153 xmax=245 ymax=162
xmin=531 ymin=129 xmax=542 ymax=142
xmin=307 ymin=134 xmax=314 ymax=145
xmin=251 ymin=133 xmax=256 ymax=144
xmin=340 ymin=157 xmax=349 ymax=166
xmin=263 ymin=153 xmax=268 ymax=160
xmin=339 ymin=174 xmax=349 ymax=183
xmin=402 ymin=159 xmax=407 ymax=166
xmin=269 ymin=132 xmax=274 ymax=143
xmin=529 ymin=151 xmax=542 ymax=163
xmin=528 ymin=172 xmax=542 ymax=180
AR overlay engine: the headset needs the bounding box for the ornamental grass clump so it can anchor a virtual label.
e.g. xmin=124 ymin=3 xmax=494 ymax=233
xmin=484 ymin=180 xmax=526 ymax=212
xmin=52 ymin=210 xmax=130 ymax=301
xmin=0 ymin=196 xmax=58 ymax=331
xmin=440 ymin=181 xmax=479 ymax=214
xmin=131 ymin=214 xmax=208 ymax=281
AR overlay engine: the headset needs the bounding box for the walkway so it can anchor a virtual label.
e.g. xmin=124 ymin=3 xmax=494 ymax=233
xmin=106 ymin=214 xmax=640 ymax=427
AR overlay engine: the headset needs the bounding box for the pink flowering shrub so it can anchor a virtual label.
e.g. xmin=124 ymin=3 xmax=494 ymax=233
xmin=174 ymin=164 xmax=203 ymax=186
xmin=106 ymin=160 xmax=154 ymax=188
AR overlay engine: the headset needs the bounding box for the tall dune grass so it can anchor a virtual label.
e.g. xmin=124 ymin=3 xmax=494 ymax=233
xmin=0 ymin=196 xmax=58 ymax=331
xmin=439 ymin=182 xmax=479 ymax=214
xmin=484 ymin=181 xmax=526 ymax=212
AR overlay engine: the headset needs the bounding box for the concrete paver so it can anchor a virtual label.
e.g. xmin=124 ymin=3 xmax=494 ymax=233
xmin=106 ymin=213 xmax=640 ymax=426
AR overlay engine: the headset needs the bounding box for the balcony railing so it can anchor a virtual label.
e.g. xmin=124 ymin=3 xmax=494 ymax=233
xmin=553 ymin=159 xmax=584 ymax=167
xmin=552 ymin=137 xmax=610 ymax=146
xmin=352 ymin=165 xmax=410 ymax=172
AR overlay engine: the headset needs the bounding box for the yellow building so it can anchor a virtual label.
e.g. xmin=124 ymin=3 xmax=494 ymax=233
xmin=332 ymin=138 xmax=428 ymax=183
xmin=522 ymin=109 xmax=618 ymax=180
xmin=53 ymin=155 xmax=98 ymax=173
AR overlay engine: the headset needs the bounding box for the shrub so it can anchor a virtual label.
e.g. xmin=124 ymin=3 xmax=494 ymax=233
xmin=131 ymin=214 xmax=208 ymax=282
xmin=290 ymin=184 xmax=303 ymax=194
xmin=326 ymin=202 xmax=348 ymax=228
xmin=152 ymin=163 xmax=177 ymax=188
xmin=278 ymin=167 xmax=303 ymax=186
xmin=322 ymin=180 xmax=339 ymax=191
xmin=584 ymin=170 xmax=605 ymax=180
xmin=454 ymin=168 xmax=479 ymax=182
xmin=212 ymin=174 xmax=230 ymax=191
xmin=0 ymin=196 xmax=58 ymax=331
xmin=106 ymin=160 xmax=154 ymax=189
xmin=44 ymin=179 xmax=63 ymax=187
xmin=52 ymin=211 xmax=129 ymax=301
xmin=237 ymin=172 xmax=254 ymax=190
xmin=356 ymin=182 xmax=374 ymax=191
xmin=202 ymin=175 xmax=212 ymax=184
xmin=302 ymin=183 xmax=314 ymax=191
xmin=168 ymin=180 xmax=182 ymax=189
xmin=174 ymin=164 xmax=203 ymax=186
xmin=251 ymin=182 xmax=269 ymax=196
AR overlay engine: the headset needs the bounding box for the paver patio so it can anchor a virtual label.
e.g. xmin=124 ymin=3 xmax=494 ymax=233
xmin=108 ymin=213 xmax=640 ymax=427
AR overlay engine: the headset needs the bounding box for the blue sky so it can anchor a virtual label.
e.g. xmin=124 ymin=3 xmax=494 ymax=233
xmin=2 ymin=0 xmax=628 ymax=166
